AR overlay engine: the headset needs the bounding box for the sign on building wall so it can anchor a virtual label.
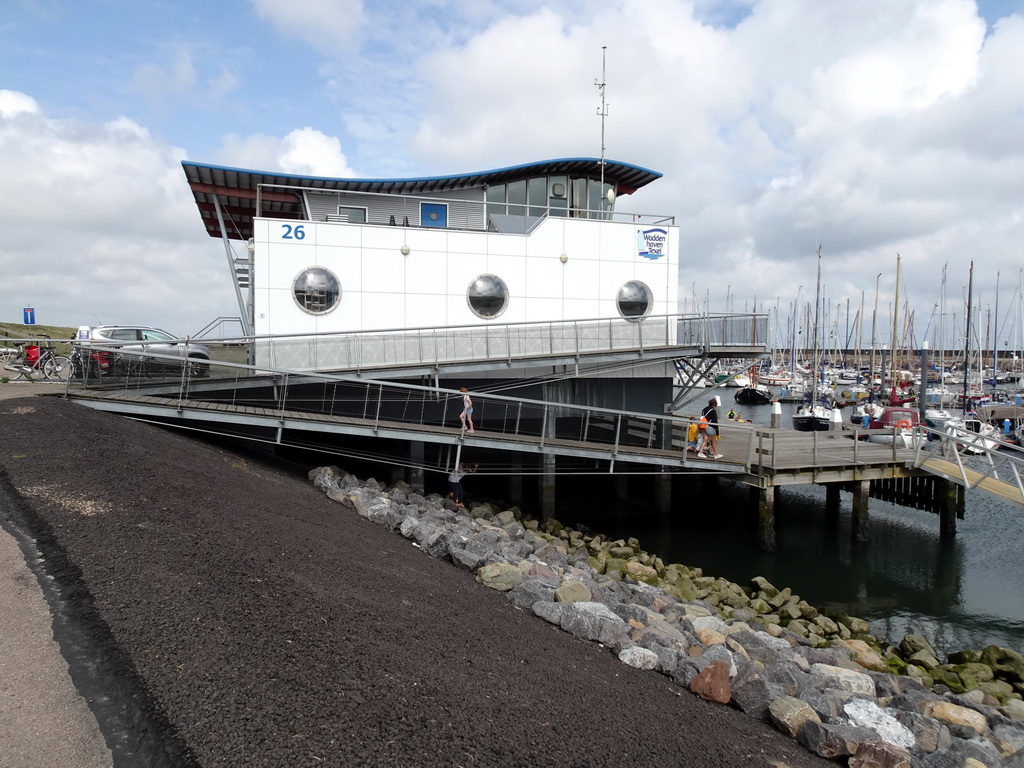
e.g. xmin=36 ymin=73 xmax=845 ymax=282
xmin=636 ymin=228 xmax=668 ymax=260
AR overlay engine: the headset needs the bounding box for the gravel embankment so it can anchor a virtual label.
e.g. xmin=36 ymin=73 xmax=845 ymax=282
xmin=0 ymin=395 xmax=833 ymax=767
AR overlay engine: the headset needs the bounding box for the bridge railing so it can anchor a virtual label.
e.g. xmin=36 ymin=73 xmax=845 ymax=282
xmin=61 ymin=345 xmax=760 ymax=472
xmin=912 ymin=424 xmax=1024 ymax=505
xmin=255 ymin=312 xmax=767 ymax=372
xmin=57 ymin=314 xmax=767 ymax=381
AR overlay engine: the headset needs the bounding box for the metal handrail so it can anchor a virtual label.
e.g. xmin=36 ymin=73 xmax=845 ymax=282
xmin=255 ymin=181 xmax=677 ymax=227
xmin=64 ymin=344 xmax=761 ymax=473
xmin=911 ymin=423 xmax=1024 ymax=501
xmin=243 ymin=313 xmax=768 ymax=373
xmin=187 ymin=312 xmax=759 ymax=346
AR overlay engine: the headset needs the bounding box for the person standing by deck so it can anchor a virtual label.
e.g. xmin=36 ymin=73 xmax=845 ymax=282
xmin=447 ymin=462 xmax=477 ymax=507
xmin=700 ymin=397 xmax=723 ymax=458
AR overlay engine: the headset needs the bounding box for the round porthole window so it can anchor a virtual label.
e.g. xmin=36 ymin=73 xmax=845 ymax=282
xmin=617 ymin=280 xmax=653 ymax=319
xmin=293 ymin=267 xmax=341 ymax=315
xmin=467 ymin=274 xmax=508 ymax=319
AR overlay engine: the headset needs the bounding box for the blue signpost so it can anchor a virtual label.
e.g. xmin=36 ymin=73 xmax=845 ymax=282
xmin=23 ymin=307 xmax=35 ymax=325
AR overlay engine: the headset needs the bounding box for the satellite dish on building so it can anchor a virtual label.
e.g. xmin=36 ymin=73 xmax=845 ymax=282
xmin=606 ymin=188 xmax=616 ymax=205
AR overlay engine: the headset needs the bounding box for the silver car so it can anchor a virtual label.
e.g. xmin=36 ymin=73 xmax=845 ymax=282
xmin=85 ymin=325 xmax=210 ymax=377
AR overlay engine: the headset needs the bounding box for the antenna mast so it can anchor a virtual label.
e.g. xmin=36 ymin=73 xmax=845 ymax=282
xmin=595 ymin=46 xmax=608 ymax=206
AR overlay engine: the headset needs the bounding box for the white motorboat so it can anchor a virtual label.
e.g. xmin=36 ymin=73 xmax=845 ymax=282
xmin=944 ymin=416 xmax=1000 ymax=454
xmin=858 ymin=406 xmax=926 ymax=449
xmin=923 ymin=407 xmax=953 ymax=430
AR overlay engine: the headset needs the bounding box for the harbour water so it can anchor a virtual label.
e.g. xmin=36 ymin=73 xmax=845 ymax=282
xmin=559 ymin=397 xmax=1024 ymax=660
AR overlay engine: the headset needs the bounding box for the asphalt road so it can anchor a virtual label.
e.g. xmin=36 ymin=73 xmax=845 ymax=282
xmin=0 ymin=527 xmax=112 ymax=767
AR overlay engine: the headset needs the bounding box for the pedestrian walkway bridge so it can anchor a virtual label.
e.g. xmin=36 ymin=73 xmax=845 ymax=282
xmin=243 ymin=311 xmax=768 ymax=379
xmin=57 ymin=333 xmax=1024 ymax=524
xmin=57 ymin=352 xmax=1019 ymax=489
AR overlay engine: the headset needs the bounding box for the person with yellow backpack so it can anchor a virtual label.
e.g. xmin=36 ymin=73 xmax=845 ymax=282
xmin=686 ymin=420 xmax=700 ymax=453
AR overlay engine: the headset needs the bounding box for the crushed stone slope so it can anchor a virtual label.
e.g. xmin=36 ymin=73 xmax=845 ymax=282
xmin=0 ymin=396 xmax=832 ymax=767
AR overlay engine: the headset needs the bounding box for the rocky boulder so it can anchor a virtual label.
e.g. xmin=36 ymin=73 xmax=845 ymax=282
xmin=476 ymin=562 xmax=523 ymax=592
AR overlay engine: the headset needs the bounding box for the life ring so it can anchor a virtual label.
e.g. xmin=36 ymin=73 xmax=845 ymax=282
xmin=895 ymin=419 xmax=912 ymax=430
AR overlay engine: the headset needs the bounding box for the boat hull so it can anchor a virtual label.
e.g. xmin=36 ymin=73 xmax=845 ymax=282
xmin=866 ymin=431 xmax=926 ymax=449
xmin=792 ymin=416 xmax=832 ymax=431
xmin=734 ymin=386 xmax=773 ymax=405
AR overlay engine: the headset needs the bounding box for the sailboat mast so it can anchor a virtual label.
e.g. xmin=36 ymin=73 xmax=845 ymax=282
xmin=940 ymin=263 xmax=947 ymax=391
xmin=889 ymin=255 xmax=901 ymax=397
xmin=993 ymin=271 xmax=1000 ymax=394
xmin=963 ymin=261 xmax=974 ymax=410
xmin=812 ymin=245 xmax=822 ymax=403
xmin=870 ymin=272 xmax=881 ymax=394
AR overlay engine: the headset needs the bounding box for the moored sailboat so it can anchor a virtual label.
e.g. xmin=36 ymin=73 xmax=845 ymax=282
xmin=793 ymin=246 xmax=836 ymax=431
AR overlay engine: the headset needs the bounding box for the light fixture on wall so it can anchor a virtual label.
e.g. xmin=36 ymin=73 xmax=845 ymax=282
xmin=400 ymin=245 xmax=410 ymax=256
xmin=559 ymin=253 xmax=568 ymax=263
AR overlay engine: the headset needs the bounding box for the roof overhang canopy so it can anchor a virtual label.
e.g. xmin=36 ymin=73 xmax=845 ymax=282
xmin=181 ymin=157 xmax=663 ymax=241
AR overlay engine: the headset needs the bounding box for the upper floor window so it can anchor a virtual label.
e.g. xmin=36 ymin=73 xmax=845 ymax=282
xmin=336 ymin=206 xmax=367 ymax=223
xmin=485 ymin=175 xmax=614 ymax=222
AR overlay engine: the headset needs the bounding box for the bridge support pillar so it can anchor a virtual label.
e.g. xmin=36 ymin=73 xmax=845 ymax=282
xmin=540 ymin=454 xmax=556 ymax=520
xmin=825 ymin=484 xmax=841 ymax=516
xmin=938 ymin=478 xmax=958 ymax=536
xmin=407 ymin=442 xmax=424 ymax=493
xmin=615 ymin=474 xmax=628 ymax=500
xmin=509 ymin=455 xmax=523 ymax=507
xmin=852 ymin=480 xmax=870 ymax=542
xmin=757 ymin=485 xmax=776 ymax=552
xmin=655 ymin=471 xmax=671 ymax=515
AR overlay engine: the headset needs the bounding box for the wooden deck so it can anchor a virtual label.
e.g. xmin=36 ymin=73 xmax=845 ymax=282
xmin=718 ymin=422 xmax=921 ymax=488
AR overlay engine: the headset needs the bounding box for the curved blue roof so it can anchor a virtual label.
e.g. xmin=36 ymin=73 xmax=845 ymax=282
xmin=182 ymin=157 xmax=662 ymax=240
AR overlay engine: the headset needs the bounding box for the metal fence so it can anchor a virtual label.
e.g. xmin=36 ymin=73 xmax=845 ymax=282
xmin=255 ymin=313 xmax=767 ymax=373
xmin=59 ymin=344 xmax=760 ymax=472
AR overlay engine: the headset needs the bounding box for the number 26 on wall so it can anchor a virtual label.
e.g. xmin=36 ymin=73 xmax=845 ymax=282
xmin=281 ymin=224 xmax=306 ymax=240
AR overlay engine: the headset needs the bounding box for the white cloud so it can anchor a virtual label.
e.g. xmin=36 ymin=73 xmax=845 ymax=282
xmin=396 ymin=0 xmax=1023 ymax=323
xmin=250 ymin=0 xmax=365 ymax=55
xmin=133 ymin=46 xmax=241 ymax=108
xmin=219 ymin=127 xmax=357 ymax=176
xmin=0 ymin=92 xmax=235 ymax=332
xmin=0 ymin=89 xmax=40 ymax=118
xmin=5 ymin=0 xmax=1024 ymax=346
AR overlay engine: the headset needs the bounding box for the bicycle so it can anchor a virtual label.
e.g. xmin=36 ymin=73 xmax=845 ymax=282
xmin=1 ymin=334 xmax=72 ymax=380
xmin=68 ymin=342 xmax=124 ymax=380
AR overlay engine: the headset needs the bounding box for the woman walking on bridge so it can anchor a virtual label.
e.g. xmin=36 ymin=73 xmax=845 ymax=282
xmin=459 ymin=387 xmax=475 ymax=433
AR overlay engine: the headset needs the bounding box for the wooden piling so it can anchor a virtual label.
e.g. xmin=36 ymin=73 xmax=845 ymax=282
xmin=826 ymin=484 xmax=841 ymax=516
xmin=407 ymin=442 xmax=424 ymax=493
xmin=540 ymin=454 xmax=556 ymax=520
xmin=852 ymin=480 xmax=870 ymax=542
xmin=757 ymin=485 xmax=776 ymax=552
xmin=938 ymin=477 xmax=957 ymax=536
xmin=655 ymin=471 xmax=671 ymax=515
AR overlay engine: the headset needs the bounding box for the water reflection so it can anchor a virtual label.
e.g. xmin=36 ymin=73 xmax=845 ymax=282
xmin=555 ymin=398 xmax=1024 ymax=657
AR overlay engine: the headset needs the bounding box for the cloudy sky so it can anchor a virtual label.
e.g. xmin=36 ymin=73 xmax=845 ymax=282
xmin=2 ymin=0 xmax=1023 ymax=350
